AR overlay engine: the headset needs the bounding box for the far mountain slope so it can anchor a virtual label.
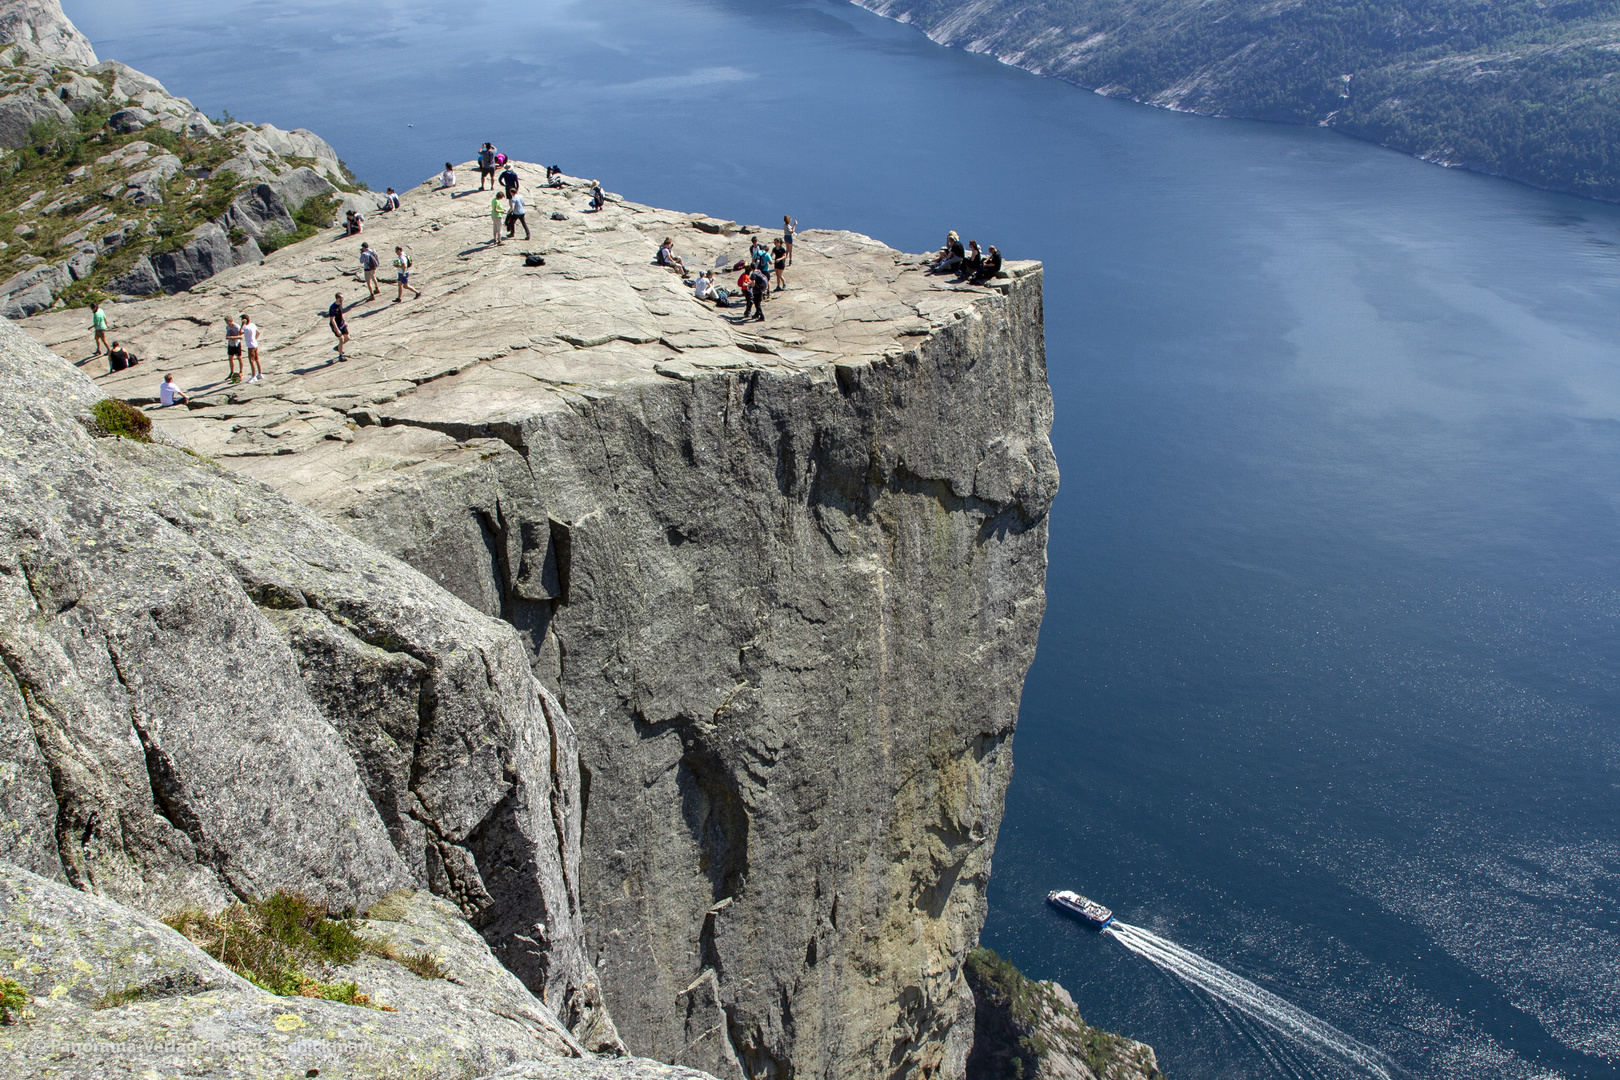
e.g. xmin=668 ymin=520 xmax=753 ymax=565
xmin=854 ymin=0 xmax=1620 ymax=200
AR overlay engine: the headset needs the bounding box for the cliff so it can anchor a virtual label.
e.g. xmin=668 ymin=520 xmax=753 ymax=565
xmin=18 ymin=166 xmax=1058 ymax=1079
xmin=0 ymin=0 xmax=379 ymax=317
xmin=851 ymin=0 xmax=1620 ymax=202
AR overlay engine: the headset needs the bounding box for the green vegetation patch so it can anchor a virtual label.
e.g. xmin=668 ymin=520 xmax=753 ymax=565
xmin=163 ymin=890 xmax=444 ymax=1010
xmin=257 ymin=193 xmax=340 ymax=254
xmin=88 ymin=398 xmax=153 ymax=441
xmin=0 ymin=975 xmax=29 ymax=1023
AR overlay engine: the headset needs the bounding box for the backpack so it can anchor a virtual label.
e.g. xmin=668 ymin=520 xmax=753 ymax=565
xmin=361 ymin=250 xmax=378 ymax=270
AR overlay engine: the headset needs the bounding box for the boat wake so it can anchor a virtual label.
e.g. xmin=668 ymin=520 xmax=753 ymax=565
xmin=1103 ymin=920 xmax=1400 ymax=1079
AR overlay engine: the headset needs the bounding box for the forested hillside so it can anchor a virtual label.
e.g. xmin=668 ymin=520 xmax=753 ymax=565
xmin=855 ymin=0 xmax=1620 ymax=199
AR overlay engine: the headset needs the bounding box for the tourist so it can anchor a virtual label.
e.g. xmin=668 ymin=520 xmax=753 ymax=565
xmin=346 ymin=209 xmax=364 ymax=235
xmin=224 ymin=314 xmax=242 ymax=383
xmin=490 ymin=191 xmax=507 ymax=244
xmin=588 ymin=183 xmax=605 ymax=211
xmin=500 ymin=164 xmax=520 ymax=199
xmin=507 ymin=191 xmax=530 ymax=240
xmin=90 ymin=301 xmax=109 ymax=356
xmin=494 ymin=150 xmax=508 ymax=166
xmin=742 ymin=266 xmax=769 ymax=321
xmin=359 ymin=241 xmax=380 ymax=299
xmin=380 ymin=187 xmax=401 ymax=213
xmin=393 ymin=246 xmax=420 ymax=302
xmin=328 ymin=292 xmax=349 ymax=360
xmin=440 ymin=163 xmax=456 ymax=188
xmin=478 ymin=144 xmax=497 ymax=189
xmin=960 ymin=240 xmax=983 ymax=279
xmin=241 ymin=313 xmax=262 ymax=383
xmin=753 ymin=240 xmax=773 ymax=279
xmin=107 ymin=340 xmax=138 ymax=373
xmin=159 ymin=373 xmax=188 ymax=407
xmin=693 ymin=271 xmax=713 ymax=300
xmin=546 ymin=164 xmax=563 ymax=186
xmin=972 ymin=245 xmax=1003 ymax=283
xmin=771 ymin=237 xmax=788 ymax=291
xmin=783 ymin=215 xmax=796 ymax=265
xmin=933 ymin=231 xmax=964 ymax=273
xmin=657 ymin=237 xmax=685 ymax=276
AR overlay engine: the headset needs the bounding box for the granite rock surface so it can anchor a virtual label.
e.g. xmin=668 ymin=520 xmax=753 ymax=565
xmin=0 ymin=309 xmax=609 ymax=1043
xmin=22 ymin=167 xmax=1058 ymax=1080
xmin=0 ymin=862 xmax=689 ymax=1079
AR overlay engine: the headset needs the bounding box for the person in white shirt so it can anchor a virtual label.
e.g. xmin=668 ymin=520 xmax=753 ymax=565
xmin=506 ymin=192 xmax=529 ymax=240
xmin=693 ymin=271 xmax=713 ymax=300
xmin=439 ymin=163 xmax=456 ymax=189
xmin=159 ymin=373 xmax=187 ymax=407
xmin=241 ymin=314 xmax=262 ymax=383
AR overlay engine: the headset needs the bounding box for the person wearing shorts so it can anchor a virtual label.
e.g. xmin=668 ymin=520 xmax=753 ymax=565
xmin=772 ymin=238 xmax=788 ymax=291
xmin=394 ymin=247 xmax=420 ymax=302
xmin=359 ymin=242 xmax=380 ymax=299
xmin=91 ymin=302 xmax=110 ymax=356
xmin=225 ymin=314 xmax=243 ymax=383
xmin=241 ymin=314 xmax=262 ymax=383
xmin=478 ymin=143 xmax=496 ymax=189
xmin=783 ymin=216 xmax=796 ymax=266
xmin=328 ymin=292 xmax=349 ymax=360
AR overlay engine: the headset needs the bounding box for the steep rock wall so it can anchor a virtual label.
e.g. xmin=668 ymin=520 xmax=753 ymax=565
xmin=0 ymin=315 xmax=611 ymax=1045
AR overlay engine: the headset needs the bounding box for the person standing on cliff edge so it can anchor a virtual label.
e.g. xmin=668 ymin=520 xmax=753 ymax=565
xmin=478 ymin=143 xmax=497 ymax=189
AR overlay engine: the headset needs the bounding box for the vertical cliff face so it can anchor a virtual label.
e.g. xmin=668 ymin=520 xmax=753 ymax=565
xmin=18 ymin=174 xmax=1056 ymax=1078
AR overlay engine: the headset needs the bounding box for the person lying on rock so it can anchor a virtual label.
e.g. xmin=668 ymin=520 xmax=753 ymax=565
xmin=159 ymin=373 xmax=187 ymax=407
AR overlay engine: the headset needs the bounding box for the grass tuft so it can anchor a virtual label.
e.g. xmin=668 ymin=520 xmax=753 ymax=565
xmin=89 ymin=398 xmax=152 ymax=441
xmin=0 ymin=976 xmax=28 ymax=1023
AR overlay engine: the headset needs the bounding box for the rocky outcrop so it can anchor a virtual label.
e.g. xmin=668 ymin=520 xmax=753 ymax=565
xmin=0 ymin=2 xmax=376 ymax=313
xmin=963 ymin=949 xmax=1162 ymax=1080
xmin=21 ymin=167 xmax=1058 ymax=1080
xmin=0 ymin=862 xmax=691 ymax=1079
xmin=0 ymin=310 xmax=611 ymax=1042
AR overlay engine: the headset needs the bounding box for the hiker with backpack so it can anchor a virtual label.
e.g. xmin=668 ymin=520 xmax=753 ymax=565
xmin=478 ymin=144 xmax=497 ymax=189
xmin=358 ymin=242 xmax=381 ymax=299
xmin=741 ymin=266 xmax=769 ymax=321
xmin=393 ymin=246 xmax=421 ymax=302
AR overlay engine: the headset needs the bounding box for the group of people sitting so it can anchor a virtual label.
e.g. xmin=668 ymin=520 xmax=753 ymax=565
xmin=679 ymin=232 xmax=793 ymax=321
xmin=931 ymin=231 xmax=1002 ymax=282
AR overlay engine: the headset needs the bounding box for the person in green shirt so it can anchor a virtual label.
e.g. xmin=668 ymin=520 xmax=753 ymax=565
xmin=490 ymin=192 xmax=506 ymax=245
xmin=91 ymin=302 xmax=109 ymax=356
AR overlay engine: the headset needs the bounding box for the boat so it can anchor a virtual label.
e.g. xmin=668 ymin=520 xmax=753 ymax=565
xmin=1047 ymin=889 xmax=1114 ymax=929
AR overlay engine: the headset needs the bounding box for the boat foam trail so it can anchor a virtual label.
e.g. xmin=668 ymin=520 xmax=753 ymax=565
xmin=1103 ymin=921 xmax=1398 ymax=1080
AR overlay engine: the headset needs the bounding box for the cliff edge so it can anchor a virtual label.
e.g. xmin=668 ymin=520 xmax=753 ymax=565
xmin=20 ymin=167 xmax=1058 ymax=1079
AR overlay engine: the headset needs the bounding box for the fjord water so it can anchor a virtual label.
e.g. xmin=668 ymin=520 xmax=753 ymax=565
xmin=72 ymin=1 xmax=1620 ymax=1076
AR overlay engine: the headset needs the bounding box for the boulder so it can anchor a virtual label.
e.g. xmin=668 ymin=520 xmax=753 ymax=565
xmin=149 ymin=222 xmax=237 ymax=293
xmin=120 ymin=150 xmax=182 ymax=205
xmin=0 ymin=259 xmax=68 ymax=316
xmin=225 ymin=182 xmax=297 ymax=239
xmin=106 ymin=105 xmax=159 ymax=133
xmin=64 ymin=244 xmax=96 ymax=280
xmin=0 ymin=89 xmax=73 ymax=149
xmin=108 ymin=254 xmax=162 ymax=295
xmin=87 ymin=58 xmax=168 ymax=98
xmin=271 ymin=165 xmax=336 ymax=214
xmin=0 ymin=0 xmax=97 ymax=65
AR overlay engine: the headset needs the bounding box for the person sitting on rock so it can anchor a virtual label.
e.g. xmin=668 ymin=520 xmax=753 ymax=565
xmin=933 ymin=231 xmax=964 ymax=273
xmin=345 ymin=209 xmax=362 ymax=235
xmin=546 ymin=164 xmax=564 ymax=186
xmin=107 ymin=340 xmax=139 ymax=373
xmin=657 ymin=238 xmax=686 ymax=276
xmin=439 ymin=163 xmax=456 ymax=189
xmin=693 ymin=270 xmax=713 ymax=301
xmin=588 ymin=183 xmax=606 ymax=212
xmin=379 ymin=188 xmax=401 ymax=213
xmin=972 ymin=245 xmax=1003 ymax=283
xmin=159 ymin=373 xmax=187 ymax=407
xmin=958 ymin=240 xmax=983 ymax=279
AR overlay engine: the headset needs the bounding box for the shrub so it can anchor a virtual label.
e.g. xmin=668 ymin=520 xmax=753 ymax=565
xmin=0 ymin=976 xmax=28 ymax=1023
xmin=89 ymin=398 xmax=152 ymax=441
xmin=26 ymin=115 xmax=76 ymax=157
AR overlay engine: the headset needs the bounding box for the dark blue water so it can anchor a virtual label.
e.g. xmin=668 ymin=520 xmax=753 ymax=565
xmin=69 ymin=1 xmax=1620 ymax=1076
